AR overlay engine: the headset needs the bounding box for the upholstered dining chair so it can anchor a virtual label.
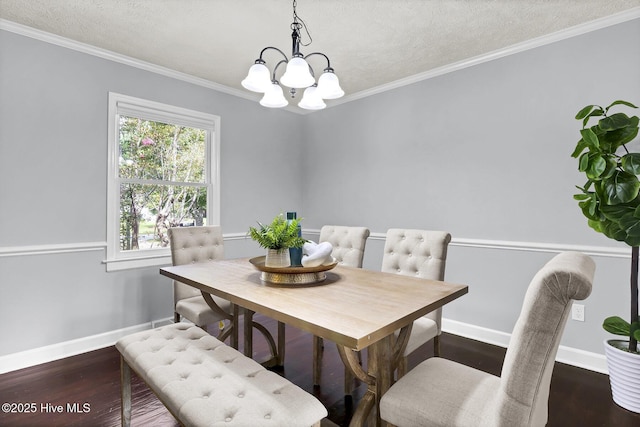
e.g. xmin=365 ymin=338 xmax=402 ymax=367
xmin=312 ymin=225 xmax=370 ymax=387
xmin=380 ymin=251 xmax=595 ymax=427
xmin=168 ymin=226 xmax=237 ymax=347
xmin=382 ymin=228 xmax=451 ymax=378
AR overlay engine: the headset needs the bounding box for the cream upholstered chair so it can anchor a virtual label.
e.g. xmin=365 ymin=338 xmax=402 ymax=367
xmin=380 ymin=251 xmax=595 ymax=427
xmin=312 ymin=225 xmax=370 ymax=387
xmin=168 ymin=226 xmax=236 ymax=346
xmin=383 ymin=228 xmax=451 ymax=377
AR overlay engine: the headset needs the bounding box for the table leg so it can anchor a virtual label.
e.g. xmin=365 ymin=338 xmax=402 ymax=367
xmin=200 ymin=292 xmax=237 ymax=349
xmin=243 ymin=308 xmax=282 ymax=367
xmin=339 ymin=324 xmax=412 ymax=427
xmin=244 ymin=309 xmax=254 ymax=358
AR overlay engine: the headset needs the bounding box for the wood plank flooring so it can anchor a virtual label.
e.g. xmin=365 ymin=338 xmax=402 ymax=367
xmin=1 ymin=316 xmax=639 ymax=426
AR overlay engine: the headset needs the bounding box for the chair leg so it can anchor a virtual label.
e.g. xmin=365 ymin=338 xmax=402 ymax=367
xmin=344 ymin=367 xmax=354 ymax=395
xmin=277 ymin=321 xmax=286 ymax=366
xmin=434 ymin=335 xmax=441 ymax=357
xmin=173 ymin=312 xmax=180 ymax=323
xmin=120 ymin=356 xmax=131 ymax=427
xmin=313 ymin=336 xmax=323 ymax=386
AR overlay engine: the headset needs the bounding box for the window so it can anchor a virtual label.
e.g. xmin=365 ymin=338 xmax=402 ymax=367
xmin=106 ymin=93 xmax=220 ymax=271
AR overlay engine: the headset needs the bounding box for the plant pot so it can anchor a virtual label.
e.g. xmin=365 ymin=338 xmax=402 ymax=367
xmin=265 ymin=249 xmax=291 ymax=268
xmin=604 ymin=339 xmax=640 ymax=413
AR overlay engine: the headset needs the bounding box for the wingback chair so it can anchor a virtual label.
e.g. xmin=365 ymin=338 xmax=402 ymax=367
xmin=380 ymin=251 xmax=595 ymax=427
xmin=382 ymin=228 xmax=451 ymax=377
xmin=168 ymin=226 xmax=236 ymax=347
xmin=313 ymin=225 xmax=370 ymax=387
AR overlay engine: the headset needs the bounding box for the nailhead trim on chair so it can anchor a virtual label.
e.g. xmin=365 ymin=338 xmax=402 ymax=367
xmin=117 ymin=323 xmax=326 ymax=427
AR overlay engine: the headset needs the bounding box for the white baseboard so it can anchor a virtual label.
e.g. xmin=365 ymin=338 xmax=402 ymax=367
xmin=443 ymin=318 xmax=608 ymax=374
xmin=0 ymin=317 xmax=607 ymax=375
xmin=0 ymin=317 xmax=171 ymax=374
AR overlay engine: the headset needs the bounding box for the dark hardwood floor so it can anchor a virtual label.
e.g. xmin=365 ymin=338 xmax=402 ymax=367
xmin=1 ymin=315 xmax=639 ymax=426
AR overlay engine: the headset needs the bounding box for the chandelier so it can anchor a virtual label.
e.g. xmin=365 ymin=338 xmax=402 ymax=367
xmin=241 ymin=0 xmax=344 ymax=110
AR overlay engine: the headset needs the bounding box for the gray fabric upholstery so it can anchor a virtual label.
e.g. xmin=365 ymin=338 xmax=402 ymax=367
xmin=380 ymin=251 xmax=595 ymax=427
xmin=168 ymin=226 xmax=231 ymax=326
xmin=382 ymin=229 xmax=451 ymax=358
xmin=319 ymin=225 xmax=370 ymax=267
xmin=117 ymin=323 xmax=327 ymax=426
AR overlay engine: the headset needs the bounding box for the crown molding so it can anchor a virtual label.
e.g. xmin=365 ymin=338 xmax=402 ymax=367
xmin=337 ymin=7 xmax=640 ymax=105
xmin=0 ymin=19 xmax=256 ymax=100
xmin=2 ymin=7 xmax=639 ymax=113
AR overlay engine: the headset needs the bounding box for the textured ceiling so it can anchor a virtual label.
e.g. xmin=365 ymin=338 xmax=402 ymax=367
xmin=1 ymin=1 xmax=639 ymax=104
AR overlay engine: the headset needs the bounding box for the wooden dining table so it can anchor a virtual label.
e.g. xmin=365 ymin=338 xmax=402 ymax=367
xmin=160 ymin=257 xmax=468 ymax=427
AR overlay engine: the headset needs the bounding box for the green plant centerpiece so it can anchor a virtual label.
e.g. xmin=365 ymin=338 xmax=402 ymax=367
xmin=249 ymin=213 xmax=306 ymax=267
xmin=572 ymin=100 xmax=640 ymax=354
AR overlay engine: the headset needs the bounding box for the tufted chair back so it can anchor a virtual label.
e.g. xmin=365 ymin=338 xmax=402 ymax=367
xmin=379 ymin=251 xmax=595 ymax=426
xmin=497 ymin=251 xmax=594 ymax=426
xmin=319 ymin=225 xmax=370 ymax=268
xmin=168 ymin=226 xmax=224 ymax=303
xmin=381 ymin=229 xmax=451 ymax=333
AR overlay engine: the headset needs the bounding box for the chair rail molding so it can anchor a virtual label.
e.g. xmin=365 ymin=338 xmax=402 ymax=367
xmin=1 ymin=232 xmax=629 ymax=260
xmin=304 ymin=229 xmax=630 ymax=259
xmin=0 ymin=242 xmax=107 ymax=258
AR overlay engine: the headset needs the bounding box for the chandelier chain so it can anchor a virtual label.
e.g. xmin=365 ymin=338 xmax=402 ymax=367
xmin=291 ymin=0 xmax=312 ymax=47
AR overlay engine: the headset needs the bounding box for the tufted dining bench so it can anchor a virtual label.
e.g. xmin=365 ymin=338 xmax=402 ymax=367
xmin=116 ymin=323 xmax=327 ymax=427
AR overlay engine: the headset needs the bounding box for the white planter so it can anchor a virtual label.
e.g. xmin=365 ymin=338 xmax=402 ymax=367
xmin=604 ymin=339 xmax=640 ymax=413
xmin=265 ymin=249 xmax=291 ymax=268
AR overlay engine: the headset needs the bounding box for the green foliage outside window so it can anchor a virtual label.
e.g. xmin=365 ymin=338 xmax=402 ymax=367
xmin=118 ymin=116 xmax=207 ymax=250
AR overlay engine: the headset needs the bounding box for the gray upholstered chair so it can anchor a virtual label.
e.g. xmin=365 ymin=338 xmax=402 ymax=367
xmin=312 ymin=225 xmax=370 ymax=387
xmin=382 ymin=228 xmax=451 ymax=377
xmin=168 ymin=226 xmax=236 ymax=346
xmin=380 ymin=251 xmax=595 ymax=427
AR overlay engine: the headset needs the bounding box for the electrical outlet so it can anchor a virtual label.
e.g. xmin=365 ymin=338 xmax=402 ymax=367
xmin=572 ymin=303 xmax=585 ymax=322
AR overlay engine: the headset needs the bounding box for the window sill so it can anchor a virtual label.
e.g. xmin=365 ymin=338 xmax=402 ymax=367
xmin=103 ymin=254 xmax=172 ymax=272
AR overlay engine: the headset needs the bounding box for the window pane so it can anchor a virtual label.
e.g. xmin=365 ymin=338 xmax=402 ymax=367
xmin=120 ymin=183 xmax=207 ymax=251
xmin=118 ymin=116 xmax=206 ymax=183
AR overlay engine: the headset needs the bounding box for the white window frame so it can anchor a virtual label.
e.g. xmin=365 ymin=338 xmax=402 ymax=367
xmin=105 ymin=92 xmax=220 ymax=271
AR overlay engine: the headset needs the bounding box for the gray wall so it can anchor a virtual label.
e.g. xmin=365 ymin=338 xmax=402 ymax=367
xmin=301 ymin=18 xmax=640 ymax=354
xmin=1 ymin=18 xmax=639 ymax=362
xmin=0 ymin=30 xmax=303 ymax=355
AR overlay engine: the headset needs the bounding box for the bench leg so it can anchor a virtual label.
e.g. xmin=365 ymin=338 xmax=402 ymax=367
xmin=120 ymin=356 xmax=132 ymax=427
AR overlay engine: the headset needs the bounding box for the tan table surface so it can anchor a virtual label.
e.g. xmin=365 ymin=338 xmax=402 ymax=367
xmin=160 ymin=257 xmax=467 ymax=350
xmin=160 ymin=257 xmax=468 ymax=426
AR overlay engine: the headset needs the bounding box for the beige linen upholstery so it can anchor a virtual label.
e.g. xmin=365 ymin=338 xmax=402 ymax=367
xmin=319 ymin=225 xmax=370 ymax=267
xmin=380 ymin=251 xmax=595 ymax=427
xmin=383 ymin=229 xmax=451 ymax=377
xmin=117 ymin=323 xmax=327 ymax=427
xmin=313 ymin=225 xmax=370 ymax=388
xmin=168 ymin=226 xmax=233 ymax=332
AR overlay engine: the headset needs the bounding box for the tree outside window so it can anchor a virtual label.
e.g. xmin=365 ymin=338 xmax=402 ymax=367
xmin=106 ymin=93 xmax=220 ymax=271
xmin=118 ymin=116 xmax=206 ymax=251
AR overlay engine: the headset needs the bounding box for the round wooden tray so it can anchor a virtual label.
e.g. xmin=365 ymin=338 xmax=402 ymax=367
xmin=249 ymin=256 xmax=338 ymax=285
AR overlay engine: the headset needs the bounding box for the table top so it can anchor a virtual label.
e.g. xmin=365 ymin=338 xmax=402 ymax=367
xmin=160 ymin=257 xmax=468 ymax=350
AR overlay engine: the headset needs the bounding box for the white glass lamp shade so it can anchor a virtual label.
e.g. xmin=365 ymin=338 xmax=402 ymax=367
xmin=280 ymin=57 xmax=315 ymax=88
xmin=241 ymin=63 xmax=271 ymax=93
xmin=316 ymin=71 xmax=344 ymax=99
xmin=298 ymin=86 xmax=326 ymax=110
xmin=260 ymin=83 xmax=288 ymax=108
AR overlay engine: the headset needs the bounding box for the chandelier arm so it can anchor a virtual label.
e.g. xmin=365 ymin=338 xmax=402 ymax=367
xmin=271 ymin=59 xmax=289 ymax=82
xmin=303 ymin=52 xmax=332 ymax=70
xmin=259 ymin=46 xmax=290 ymax=62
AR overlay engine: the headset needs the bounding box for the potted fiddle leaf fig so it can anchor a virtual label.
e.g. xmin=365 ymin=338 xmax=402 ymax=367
xmin=572 ymin=100 xmax=640 ymax=412
xmin=248 ymin=213 xmax=306 ymax=267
